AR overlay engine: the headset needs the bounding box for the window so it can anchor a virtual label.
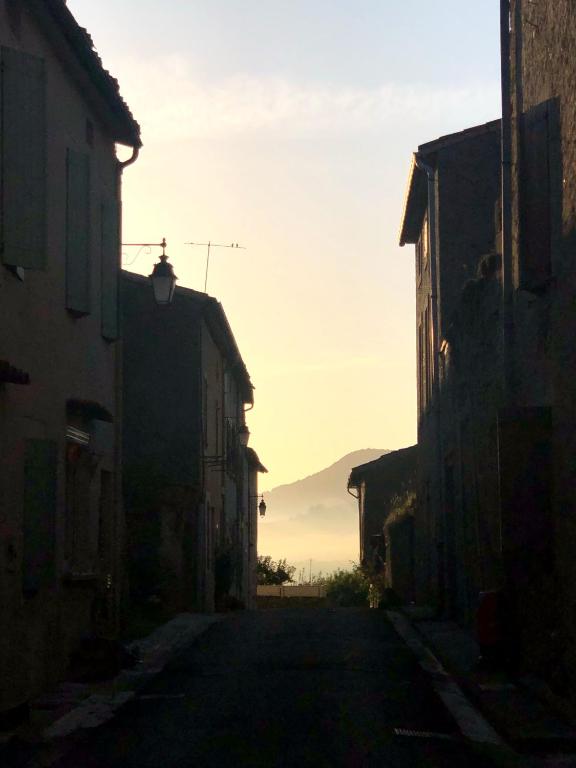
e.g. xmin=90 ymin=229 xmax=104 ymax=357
xmin=418 ymin=297 xmax=434 ymax=417
xmin=203 ymin=376 xmax=209 ymax=448
xmin=415 ymin=213 xmax=429 ymax=280
xmin=22 ymin=440 xmax=57 ymax=595
xmin=65 ymin=442 xmax=99 ymax=574
xmin=1 ymin=47 xmax=46 ymax=269
xmin=66 ymin=149 xmax=91 ymax=313
xmin=519 ymin=101 xmax=552 ymax=290
xmin=101 ymin=198 xmax=120 ymax=339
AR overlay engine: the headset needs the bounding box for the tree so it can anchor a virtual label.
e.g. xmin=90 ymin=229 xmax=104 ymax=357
xmin=256 ymin=556 xmax=296 ymax=585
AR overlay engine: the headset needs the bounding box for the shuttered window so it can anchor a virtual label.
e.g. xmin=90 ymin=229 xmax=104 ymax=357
xmin=22 ymin=440 xmax=57 ymax=595
xmin=0 ymin=46 xmax=46 ymax=268
xmin=101 ymin=198 xmax=120 ymax=340
xmin=66 ymin=149 xmax=91 ymax=313
xmin=519 ymin=102 xmax=551 ymax=290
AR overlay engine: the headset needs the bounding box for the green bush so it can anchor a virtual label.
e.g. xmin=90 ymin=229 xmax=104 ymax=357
xmin=324 ymin=565 xmax=369 ymax=607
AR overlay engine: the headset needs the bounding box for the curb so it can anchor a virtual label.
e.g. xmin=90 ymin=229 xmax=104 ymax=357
xmin=386 ymin=610 xmax=504 ymax=745
xmin=43 ymin=614 xmax=223 ymax=740
xmin=391 ymin=609 xmax=576 ymax=757
xmin=1 ymin=613 xmax=224 ymax=767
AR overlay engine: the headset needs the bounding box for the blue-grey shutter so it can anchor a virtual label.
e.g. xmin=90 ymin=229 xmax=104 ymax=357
xmin=1 ymin=46 xmax=46 ymax=268
xmin=101 ymin=198 xmax=120 ymax=340
xmin=22 ymin=439 xmax=58 ymax=595
xmin=519 ymin=102 xmax=551 ymax=290
xmin=66 ymin=149 xmax=91 ymax=313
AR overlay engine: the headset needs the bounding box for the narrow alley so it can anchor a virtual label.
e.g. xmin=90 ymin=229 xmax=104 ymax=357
xmin=50 ymin=608 xmax=507 ymax=768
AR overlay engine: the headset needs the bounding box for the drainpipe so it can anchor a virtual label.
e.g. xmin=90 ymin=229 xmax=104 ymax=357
xmin=500 ymin=0 xmax=514 ymax=405
xmin=415 ymin=153 xmax=446 ymax=614
xmin=118 ymin=145 xmax=140 ymax=172
xmin=114 ymin=143 xmax=140 ymax=629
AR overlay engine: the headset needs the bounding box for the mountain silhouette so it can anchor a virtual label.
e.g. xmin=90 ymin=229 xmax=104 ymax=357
xmin=264 ymin=449 xmax=389 ymax=521
xmin=258 ymin=449 xmax=391 ymax=570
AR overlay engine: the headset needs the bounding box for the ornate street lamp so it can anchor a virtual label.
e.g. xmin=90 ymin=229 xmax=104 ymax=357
xmin=122 ymin=237 xmax=178 ymax=306
xmin=150 ymin=238 xmax=177 ymax=306
xmin=238 ymin=424 xmax=250 ymax=448
xmin=250 ymin=493 xmax=267 ymax=516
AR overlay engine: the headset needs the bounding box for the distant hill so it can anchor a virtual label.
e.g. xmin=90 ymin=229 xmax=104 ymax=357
xmin=258 ymin=449 xmax=390 ymax=567
xmin=265 ymin=449 xmax=389 ymax=521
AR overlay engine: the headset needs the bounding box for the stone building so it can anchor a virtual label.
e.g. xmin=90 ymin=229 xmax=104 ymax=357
xmin=399 ymin=122 xmax=502 ymax=620
xmin=121 ymin=272 xmax=262 ymax=616
xmin=347 ymin=446 xmax=417 ymax=602
xmin=500 ymin=0 xmax=576 ymax=685
xmin=0 ymin=1 xmax=140 ymax=720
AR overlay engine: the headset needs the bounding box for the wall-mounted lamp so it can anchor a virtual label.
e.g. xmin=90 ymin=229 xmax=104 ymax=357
xmin=251 ymin=494 xmax=267 ymax=517
xmin=238 ymin=424 xmax=250 ymax=448
xmin=122 ymin=237 xmax=178 ymax=305
xmin=150 ymin=239 xmax=177 ymax=306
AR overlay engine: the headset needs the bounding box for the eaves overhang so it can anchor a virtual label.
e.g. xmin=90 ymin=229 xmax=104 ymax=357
xmin=398 ymin=154 xmax=429 ymax=247
xmin=398 ymin=119 xmax=501 ymax=248
xmin=27 ymin=0 xmax=141 ymax=147
xmin=246 ymin=447 xmax=267 ymax=473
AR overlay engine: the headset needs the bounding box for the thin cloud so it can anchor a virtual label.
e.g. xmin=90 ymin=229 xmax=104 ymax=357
xmin=115 ymin=54 xmax=498 ymax=142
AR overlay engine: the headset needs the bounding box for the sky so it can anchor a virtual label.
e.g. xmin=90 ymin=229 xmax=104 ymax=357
xmin=70 ymin=0 xmax=501 ymax=495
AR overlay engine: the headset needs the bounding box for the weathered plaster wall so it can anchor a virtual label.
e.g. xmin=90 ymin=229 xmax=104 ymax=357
xmin=0 ymin=5 xmax=123 ymax=712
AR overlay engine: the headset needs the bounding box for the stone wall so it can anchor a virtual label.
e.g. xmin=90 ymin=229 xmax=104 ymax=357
xmin=508 ymin=0 xmax=576 ymax=689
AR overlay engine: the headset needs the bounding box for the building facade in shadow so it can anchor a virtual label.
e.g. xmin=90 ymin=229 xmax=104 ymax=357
xmin=501 ymin=0 xmax=576 ymax=688
xmin=121 ymin=272 xmax=264 ymax=617
xmin=399 ymin=122 xmax=502 ymax=623
xmin=348 ymin=446 xmax=417 ymax=604
xmin=0 ymin=0 xmax=140 ymax=722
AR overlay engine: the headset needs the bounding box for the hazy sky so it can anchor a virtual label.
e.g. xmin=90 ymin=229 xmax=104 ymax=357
xmin=70 ymin=0 xmax=501 ymax=491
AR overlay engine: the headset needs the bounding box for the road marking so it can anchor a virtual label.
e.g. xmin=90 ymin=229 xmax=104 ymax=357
xmin=138 ymin=694 xmax=186 ymax=700
xmin=387 ymin=611 xmax=503 ymax=746
xmin=394 ymin=728 xmax=455 ymax=741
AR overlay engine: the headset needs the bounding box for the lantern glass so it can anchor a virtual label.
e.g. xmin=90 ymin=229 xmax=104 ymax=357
xmin=258 ymin=498 xmax=266 ymax=517
xmin=150 ymin=257 xmax=177 ymax=306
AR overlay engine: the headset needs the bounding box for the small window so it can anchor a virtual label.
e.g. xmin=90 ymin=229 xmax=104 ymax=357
xmin=415 ymin=213 xmax=429 ymax=280
xmin=203 ymin=376 xmax=208 ymax=448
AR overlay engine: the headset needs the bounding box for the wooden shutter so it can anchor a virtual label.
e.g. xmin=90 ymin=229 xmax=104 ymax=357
xmin=101 ymin=198 xmax=120 ymax=340
xmin=1 ymin=46 xmax=46 ymax=268
xmin=66 ymin=149 xmax=91 ymax=313
xmin=22 ymin=439 xmax=58 ymax=594
xmin=498 ymin=407 xmax=552 ymax=562
xmin=519 ymin=102 xmax=551 ymax=290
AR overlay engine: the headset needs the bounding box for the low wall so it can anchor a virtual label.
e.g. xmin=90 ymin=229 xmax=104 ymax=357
xmin=257 ymin=585 xmax=326 ymax=598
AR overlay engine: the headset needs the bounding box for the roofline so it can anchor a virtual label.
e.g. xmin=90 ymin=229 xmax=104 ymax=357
xmin=398 ymin=119 xmax=501 ymax=247
xmin=398 ymin=155 xmax=421 ymax=247
xmin=417 ymin=118 xmax=500 ymax=155
xmin=246 ymin=447 xmax=268 ymax=473
xmin=121 ymin=270 xmax=254 ymax=404
xmin=27 ymin=0 xmax=141 ymax=147
xmin=202 ymin=300 xmax=254 ymax=405
xmin=348 ymin=445 xmax=417 ymax=486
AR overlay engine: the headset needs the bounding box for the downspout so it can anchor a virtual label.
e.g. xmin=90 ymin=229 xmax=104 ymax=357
xmin=114 ymin=143 xmax=140 ymax=627
xmin=118 ymin=145 xmax=140 ymax=172
xmin=500 ymin=0 xmax=514 ymax=405
xmin=347 ymin=482 xmax=361 ymax=562
xmin=415 ymin=153 xmax=446 ymax=614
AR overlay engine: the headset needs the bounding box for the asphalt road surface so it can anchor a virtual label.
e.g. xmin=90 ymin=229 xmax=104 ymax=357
xmin=53 ymin=608 xmax=508 ymax=767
